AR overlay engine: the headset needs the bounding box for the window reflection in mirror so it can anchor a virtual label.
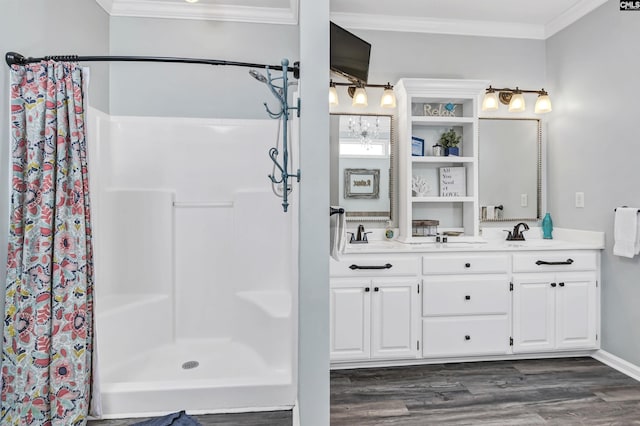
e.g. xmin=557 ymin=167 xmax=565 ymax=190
xmin=330 ymin=114 xmax=393 ymax=221
xmin=479 ymin=118 xmax=541 ymax=222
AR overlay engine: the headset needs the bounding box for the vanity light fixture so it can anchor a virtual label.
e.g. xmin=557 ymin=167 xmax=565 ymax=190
xmin=329 ymin=80 xmax=397 ymax=109
xmin=482 ymin=86 xmax=552 ymax=114
xmin=508 ymin=88 xmax=525 ymax=112
xmin=351 ymin=83 xmax=368 ymax=107
xmin=185 ymin=0 xmax=199 ymax=3
xmin=329 ymin=81 xmax=339 ymax=106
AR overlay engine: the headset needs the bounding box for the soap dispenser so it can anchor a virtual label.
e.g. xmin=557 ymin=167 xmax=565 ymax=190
xmin=542 ymin=213 xmax=553 ymax=239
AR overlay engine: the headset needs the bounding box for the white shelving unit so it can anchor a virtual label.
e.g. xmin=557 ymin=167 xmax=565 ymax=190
xmin=395 ymin=78 xmax=488 ymax=243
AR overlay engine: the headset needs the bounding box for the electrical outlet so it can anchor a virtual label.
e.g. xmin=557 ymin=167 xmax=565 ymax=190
xmin=520 ymin=194 xmax=528 ymax=207
xmin=575 ymin=192 xmax=585 ymax=208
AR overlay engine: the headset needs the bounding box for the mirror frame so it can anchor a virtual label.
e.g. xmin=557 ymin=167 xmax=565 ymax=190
xmin=479 ymin=117 xmax=542 ymax=222
xmin=330 ymin=113 xmax=396 ymax=223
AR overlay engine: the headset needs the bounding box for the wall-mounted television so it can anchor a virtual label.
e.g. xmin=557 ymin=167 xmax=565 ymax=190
xmin=330 ymin=22 xmax=371 ymax=84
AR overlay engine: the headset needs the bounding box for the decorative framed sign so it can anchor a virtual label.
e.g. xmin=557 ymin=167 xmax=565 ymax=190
xmin=344 ymin=168 xmax=380 ymax=199
xmin=411 ymin=136 xmax=424 ymax=156
xmin=439 ymin=167 xmax=466 ymax=197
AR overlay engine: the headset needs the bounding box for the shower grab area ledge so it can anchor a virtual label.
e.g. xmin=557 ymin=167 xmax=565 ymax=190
xmin=236 ymin=290 xmax=292 ymax=318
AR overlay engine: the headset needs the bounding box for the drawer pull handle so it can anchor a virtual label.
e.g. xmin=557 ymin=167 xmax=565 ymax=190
xmin=535 ymin=258 xmax=574 ymax=266
xmin=551 ymin=282 xmax=557 ymax=287
xmin=349 ymin=263 xmax=393 ymax=270
xmin=365 ymin=287 xmax=370 ymax=292
xmin=465 ymin=335 xmax=471 ymax=341
xmin=465 ymin=295 xmax=471 ymax=300
xmin=374 ymin=287 xmax=379 ymax=292
xmin=465 ymin=263 xmax=471 ymax=268
xmin=559 ymin=282 xmax=565 ymax=287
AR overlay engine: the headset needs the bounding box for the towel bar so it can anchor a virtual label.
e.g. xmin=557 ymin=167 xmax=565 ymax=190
xmin=330 ymin=207 xmax=345 ymax=216
xmin=614 ymin=207 xmax=640 ymax=212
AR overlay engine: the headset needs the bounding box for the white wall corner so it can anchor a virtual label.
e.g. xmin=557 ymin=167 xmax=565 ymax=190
xmin=593 ymin=349 xmax=640 ymax=383
xmin=545 ymin=0 xmax=609 ymax=38
xmin=95 ymin=0 xmax=114 ymax=14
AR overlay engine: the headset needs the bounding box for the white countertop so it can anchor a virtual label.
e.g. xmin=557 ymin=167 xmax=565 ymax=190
xmin=342 ymin=228 xmax=605 ymax=255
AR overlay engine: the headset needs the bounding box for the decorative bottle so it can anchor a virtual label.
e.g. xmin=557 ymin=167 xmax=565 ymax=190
xmin=542 ymin=213 xmax=553 ymax=239
xmin=385 ymin=221 xmax=394 ymax=240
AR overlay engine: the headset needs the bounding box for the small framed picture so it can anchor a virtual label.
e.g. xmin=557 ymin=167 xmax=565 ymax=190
xmin=412 ymin=136 xmax=424 ymax=156
xmin=344 ymin=168 xmax=380 ymax=199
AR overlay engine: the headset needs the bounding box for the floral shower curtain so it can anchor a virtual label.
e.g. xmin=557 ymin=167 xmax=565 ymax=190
xmin=2 ymin=61 xmax=94 ymax=425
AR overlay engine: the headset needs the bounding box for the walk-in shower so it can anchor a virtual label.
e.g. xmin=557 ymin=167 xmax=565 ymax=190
xmin=88 ymin=110 xmax=297 ymax=418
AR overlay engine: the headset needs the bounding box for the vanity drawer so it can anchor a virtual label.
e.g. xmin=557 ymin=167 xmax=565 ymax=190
xmin=422 ymin=276 xmax=510 ymax=316
xmin=422 ymin=254 xmax=509 ymax=275
xmin=422 ymin=316 xmax=510 ymax=358
xmin=330 ymin=256 xmax=420 ymax=277
xmin=512 ymin=251 xmax=597 ymax=273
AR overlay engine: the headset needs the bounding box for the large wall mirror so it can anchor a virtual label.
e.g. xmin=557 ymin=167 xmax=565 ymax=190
xmin=330 ymin=114 xmax=394 ymax=221
xmin=479 ymin=118 xmax=541 ymax=222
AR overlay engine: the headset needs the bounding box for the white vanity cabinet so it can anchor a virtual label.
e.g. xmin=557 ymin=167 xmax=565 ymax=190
xmin=421 ymin=253 xmax=511 ymax=357
xmin=330 ymin=257 xmax=421 ymax=362
xmin=512 ymin=252 xmax=599 ymax=353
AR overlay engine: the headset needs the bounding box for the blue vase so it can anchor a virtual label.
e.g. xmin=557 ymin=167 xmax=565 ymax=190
xmin=542 ymin=213 xmax=553 ymax=239
xmin=445 ymin=147 xmax=459 ymax=156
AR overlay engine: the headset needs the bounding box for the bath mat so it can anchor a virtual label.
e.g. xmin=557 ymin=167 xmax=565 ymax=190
xmin=132 ymin=410 xmax=202 ymax=426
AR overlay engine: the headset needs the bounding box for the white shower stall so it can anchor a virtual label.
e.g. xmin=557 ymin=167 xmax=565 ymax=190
xmin=88 ymin=109 xmax=298 ymax=418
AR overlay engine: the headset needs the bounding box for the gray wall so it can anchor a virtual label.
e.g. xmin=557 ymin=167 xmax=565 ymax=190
xmin=0 ymin=0 xmax=109 ymax=319
xmin=546 ymin=1 xmax=640 ymax=364
xmin=109 ymin=17 xmax=298 ymax=118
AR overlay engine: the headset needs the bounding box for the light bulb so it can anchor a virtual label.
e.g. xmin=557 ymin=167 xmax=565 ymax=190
xmin=482 ymin=90 xmax=499 ymax=111
xmin=535 ymin=91 xmax=552 ymax=113
xmin=352 ymin=86 xmax=368 ymax=107
xmin=329 ymin=85 xmax=339 ymax=106
xmin=380 ymin=85 xmax=396 ymax=108
xmin=508 ymin=90 xmax=525 ymax=112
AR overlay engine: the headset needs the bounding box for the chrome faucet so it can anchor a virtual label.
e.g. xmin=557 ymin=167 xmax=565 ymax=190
xmin=506 ymin=222 xmax=530 ymax=241
xmin=348 ymin=224 xmax=371 ymax=244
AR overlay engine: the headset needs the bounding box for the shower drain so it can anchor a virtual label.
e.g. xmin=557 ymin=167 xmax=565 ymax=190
xmin=181 ymin=360 xmax=199 ymax=370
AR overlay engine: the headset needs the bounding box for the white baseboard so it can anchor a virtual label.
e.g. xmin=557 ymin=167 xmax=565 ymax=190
xmin=592 ymin=349 xmax=640 ymax=382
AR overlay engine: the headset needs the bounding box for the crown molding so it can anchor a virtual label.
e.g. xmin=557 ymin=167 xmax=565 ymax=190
xmin=331 ymin=0 xmax=607 ymax=41
xmin=95 ymin=0 xmax=298 ymax=25
xmin=330 ymin=12 xmax=546 ymax=40
xmin=545 ymin=0 xmax=607 ymax=38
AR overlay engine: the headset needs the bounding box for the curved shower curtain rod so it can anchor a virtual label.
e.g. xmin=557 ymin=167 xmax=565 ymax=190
xmin=5 ymin=50 xmax=301 ymax=213
xmin=4 ymin=51 xmax=300 ymax=78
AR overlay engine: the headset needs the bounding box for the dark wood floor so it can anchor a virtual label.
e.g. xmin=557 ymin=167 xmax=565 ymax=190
xmin=331 ymin=357 xmax=640 ymax=425
xmin=89 ymin=357 xmax=640 ymax=425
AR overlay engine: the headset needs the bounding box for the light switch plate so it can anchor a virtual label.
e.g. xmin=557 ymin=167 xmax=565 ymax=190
xmin=520 ymin=194 xmax=528 ymax=207
xmin=575 ymin=192 xmax=585 ymax=208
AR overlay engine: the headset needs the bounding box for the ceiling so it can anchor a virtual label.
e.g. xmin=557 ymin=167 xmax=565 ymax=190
xmin=96 ymin=0 xmax=608 ymax=39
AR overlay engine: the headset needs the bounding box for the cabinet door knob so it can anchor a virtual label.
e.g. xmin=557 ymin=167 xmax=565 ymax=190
xmin=365 ymin=287 xmax=370 ymax=292
xmin=465 ymin=335 xmax=471 ymax=341
xmin=551 ymin=282 xmax=557 ymax=287
xmin=465 ymin=295 xmax=471 ymax=300
xmin=374 ymin=287 xmax=379 ymax=292
xmin=465 ymin=263 xmax=471 ymax=268
xmin=559 ymin=282 xmax=565 ymax=287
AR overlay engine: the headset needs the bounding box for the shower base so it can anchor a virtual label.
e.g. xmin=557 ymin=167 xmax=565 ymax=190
xmin=98 ymin=338 xmax=294 ymax=419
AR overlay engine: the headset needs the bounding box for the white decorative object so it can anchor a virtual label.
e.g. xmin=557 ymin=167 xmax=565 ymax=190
xmin=412 ymin=175 xmax=431 ymax=197
xmin=439 ymin=167 xmax=466 ymax=197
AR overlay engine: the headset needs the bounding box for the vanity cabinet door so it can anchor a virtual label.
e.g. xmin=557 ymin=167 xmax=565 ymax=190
xmin=513 ymin=272 xmax=598 ymax=353
xmin=330 ymin=280 xmax=371 ymax=361
xmin=370 ymin=280 xmax=420 ymax=360
xmin=555 ymin=273 xmax=597 ymax=350
xmin=512 ymin=274 xmax=556 ymax=353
